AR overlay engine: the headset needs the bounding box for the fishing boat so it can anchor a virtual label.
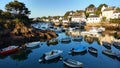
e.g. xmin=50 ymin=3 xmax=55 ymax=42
xmin=88 ymin=47 xmax=97 ymax=54
xmin=63 ymin=59 xmax=83 ymax=68
xmin=69 ymin=46 xmax=87 ymax=54
xmin=0 ymin=46 xmax=18 ymax=55
xmin=39 ymin=50 xmax=63 ymax=62
xmin=25 ymin=41 xmax=40 ymax=48
xmin=102 ymin=50 xmax=116 ymax=57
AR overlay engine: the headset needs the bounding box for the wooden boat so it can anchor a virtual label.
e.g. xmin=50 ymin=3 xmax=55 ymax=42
xmin=39 ymin=50 xmax=63 ymax=62
xmin=63 ymin=59 xmax=83 ymax=68
xmin=0 ymin=46 xmax=18 ymax=55
xmin=102 ymin=50 xmax=116 ymax=57
xmin=69 ymin=46 xmax=87 ymax=54
xmin=25 ymin=41 xmax=40 ymax=48
xmin=88 ymin=47 xmax=97 ymax=54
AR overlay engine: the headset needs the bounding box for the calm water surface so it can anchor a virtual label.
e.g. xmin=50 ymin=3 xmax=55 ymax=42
xmin=0 ymin=32 xmax=120 ymax=68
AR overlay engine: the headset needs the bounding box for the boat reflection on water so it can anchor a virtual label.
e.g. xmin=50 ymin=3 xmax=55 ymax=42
xmin=10 ymin=49 xmax=32 ymax=61
xmin=84 ymin=36 xmax=94 ymax=44
xmin=88 ymin=51 xmax=98 ymax=57
xmin=0 ymin=54 xmax=8 ymax=59
xmin=102 ymin=50 xmax=116 ymax=59
xmin=39 ymin=56 xmax=62 ymax=64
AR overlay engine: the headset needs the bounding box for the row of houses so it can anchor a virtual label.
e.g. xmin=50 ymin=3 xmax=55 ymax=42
xmin=39 ymin=5 xmax=120 ymax=24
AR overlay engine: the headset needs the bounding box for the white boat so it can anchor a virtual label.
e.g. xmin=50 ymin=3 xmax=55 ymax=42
xmin=89 ymin=27 xmax=105 ymax=33
xmin=61 ymin=37 xmax=71 ymax=43
xmin=25 ymin=41 xmax=40 ymax=48
xmin=39 ymin=50 xmax=63 ymax=62
xmin=63 ymin=59 xmax=83 ymax=68
xmin=73 ymin=36 xmax=83 ymax=41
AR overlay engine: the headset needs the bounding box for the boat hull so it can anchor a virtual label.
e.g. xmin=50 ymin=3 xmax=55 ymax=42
xmin=0 ymin=48 xmax=18 ymax=55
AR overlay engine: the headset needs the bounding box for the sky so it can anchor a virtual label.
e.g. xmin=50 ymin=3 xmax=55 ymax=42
xmin=0 ymin=0 xmax=120 ymax=18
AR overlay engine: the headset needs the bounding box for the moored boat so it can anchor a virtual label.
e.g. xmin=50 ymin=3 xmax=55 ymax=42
xmin=0 ymin=46 xmax=18 ymax=55
xmin=39 ymin=50 xmax=63 ymax=62
xmin=25 ymin=41 xmax=40 ymax=48
xmin=112 ymin=41 xmax=120 ymax=47
xmin=47 ymin=39 xmax=58 ymax=45
xmin=69 ymin=46 xmax=87 ymax=54
xmin=73 ymin=36 xmax=83 ymax=42
xmin=88 ymin=47 xmax=97 ymax=54
xmin=63 ymin=59 xmax=83 ymax=68
xmin=61 ymin=37 xmax=71 ymax=43
xmin=102 ymin=41 xmax=111 ymax=49
xmin=102 ymin=50 xmax=116 ymax=57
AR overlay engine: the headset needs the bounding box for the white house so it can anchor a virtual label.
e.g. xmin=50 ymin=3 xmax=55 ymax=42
xmin=87 ymin=14 xmax=101 ymax=23
xmin=111 ymin=11 xmax=120 ymax=19
xmin=102 ymin=6 xmax=116 ymax=20
xmin=51 ymin=19 xmax=59 ymax=23
xmin=62 ymin=19 xmax=69 ymax=23
xmin=71 ymin=12 xmax=86 ymax=22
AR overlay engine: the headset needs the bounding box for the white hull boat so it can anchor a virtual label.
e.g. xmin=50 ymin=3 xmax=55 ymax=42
xmin=39 ymin=50 xmax=63 ymax=62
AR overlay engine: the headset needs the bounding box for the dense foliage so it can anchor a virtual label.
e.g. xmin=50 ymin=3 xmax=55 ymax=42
xmin=0 ymin=0 xmax=31 ymax=29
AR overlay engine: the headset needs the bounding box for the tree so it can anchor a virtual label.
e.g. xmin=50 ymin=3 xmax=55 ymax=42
xmin=5 ymin=0 xmax=30 ymax=16
xmin=95 ymin=4 xmax=108 ymax=15
xmin=116 ymin=7 xmax=120 ymax=12
xmin=5 ymin=0 xmax=31 ymax=25
xmin=87 ymin=4 xmax=95 ymax=8
xmin=64 ymin=11 xmax=71 ymax=19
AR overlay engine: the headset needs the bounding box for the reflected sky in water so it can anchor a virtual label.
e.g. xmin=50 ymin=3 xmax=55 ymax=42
xmin=0 ymin=32 xmax=120 ymax=68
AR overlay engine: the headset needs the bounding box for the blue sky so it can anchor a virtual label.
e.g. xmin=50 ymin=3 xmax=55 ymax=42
xmin=0 ymin=0 xmax=120 ymax=18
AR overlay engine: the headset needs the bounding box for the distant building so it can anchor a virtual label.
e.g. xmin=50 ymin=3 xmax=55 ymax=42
xmin=71 ymin=12 xmax=86 ymax=22
xmin=102 ymin=6 xmax=116 ymax=20
xmin=111 ymin=11 xmax=120 ymax=19
xmin=87 ymin=14 xmax=101 ymax=23
xmin=62 ymin=19 xmax=69 ymax=23
xmin=52 ymin=19 xmax=59 ymax=23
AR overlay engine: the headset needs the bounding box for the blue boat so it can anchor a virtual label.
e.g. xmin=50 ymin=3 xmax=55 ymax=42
xmin=69 ymin=46 xmax=87 ymax=54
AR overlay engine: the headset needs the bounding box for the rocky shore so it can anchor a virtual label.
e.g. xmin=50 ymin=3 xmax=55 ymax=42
xmin=0 ymin=23 xmax=58 ymax=46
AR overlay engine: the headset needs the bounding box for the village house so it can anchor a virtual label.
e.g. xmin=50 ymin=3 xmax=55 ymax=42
xmin=87 ymin=13 xmax=101 ymax=23
xmin=102 ymin=6 xmax=116 ymax=20
xmin=71 ymin=12 xmax=86 ymax=23
xmin=111 ymin=11 xmax=120 ymax=19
